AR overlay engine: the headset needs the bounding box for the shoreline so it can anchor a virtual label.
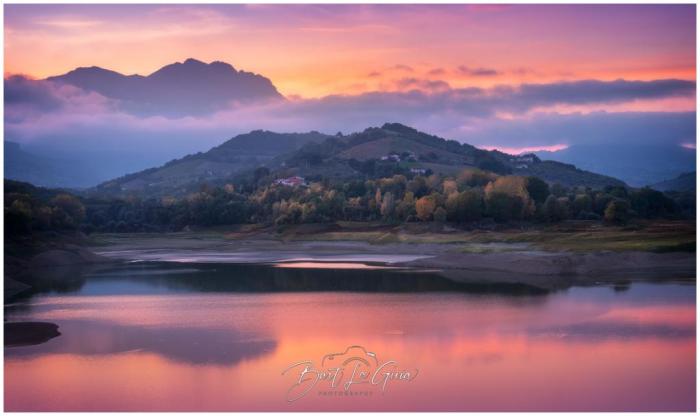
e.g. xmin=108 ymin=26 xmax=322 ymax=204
xmin=88 ymin=231 xmax=696 ymax=291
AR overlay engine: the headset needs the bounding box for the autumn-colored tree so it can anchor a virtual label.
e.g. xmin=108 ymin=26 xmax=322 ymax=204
xmin=380 ymin=192 xmax=395 ymax=220
xmin=415 ymin=195 xmax=437 ymax=221
xmin=442 ymin=179 xmax=458 ymax=196
xmin=484 ymin=176 xmax=535 ymax=218
xmin=457 ymin=169 xmax=497 ymax=189
xmin=604 ymin=199 xmax=630 ymax=224
xmin=395 ymin=192 xmax=416 ymax=221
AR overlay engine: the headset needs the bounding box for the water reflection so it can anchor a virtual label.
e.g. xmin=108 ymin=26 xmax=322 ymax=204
xmin=4 ymin=263 xmax=696 ymax=411
xmin=10 ymin=262 xmax=550 ymax=297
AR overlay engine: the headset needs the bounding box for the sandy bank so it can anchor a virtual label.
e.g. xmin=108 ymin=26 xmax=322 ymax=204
xmin=397 ymin=251 xmax=695 ymax=290
xmin=4 ymin=322 xmax=61 ymax=347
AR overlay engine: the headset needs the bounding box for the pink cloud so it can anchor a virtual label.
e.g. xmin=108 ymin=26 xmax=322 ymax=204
xmin=479 ymin=144 xmax=569 ymax=155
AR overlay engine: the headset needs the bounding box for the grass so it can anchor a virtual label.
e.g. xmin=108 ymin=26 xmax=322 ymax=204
xmin=453 ymin=222 xmax=696 ymax=253
xmin=87 ymin=220 xmax=696 ymax=254
xmin=273 ymin=220 xmax=696 ymax=253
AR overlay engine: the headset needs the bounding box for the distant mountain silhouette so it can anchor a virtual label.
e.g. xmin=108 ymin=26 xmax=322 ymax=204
xmin=535 ymin=144 xmax=695 ymax=187
xmin=46 ymin=58 xmax=283 ymax=117
xmin=4 ymin=141 xmax=96 ymax=188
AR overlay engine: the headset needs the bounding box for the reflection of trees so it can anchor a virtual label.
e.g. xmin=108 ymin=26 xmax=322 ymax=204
xmin=12 ymin=262 xmax=551 ymax=300
xmin=94 ymin=263 xmax=550 ymax=295
xmin=5 ymin=319 xmax=277 ymax=366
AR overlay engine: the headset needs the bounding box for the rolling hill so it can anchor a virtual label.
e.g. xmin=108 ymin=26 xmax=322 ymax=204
xmin=651 ymin=172 xmax=696 ymax=192
xmin=93 ymin=130 xmax=331 ymax=196
xmin=92 ymin=123 xmax=625 ymax=198
xmin=268 ymin=123 xmax=626 ymax=188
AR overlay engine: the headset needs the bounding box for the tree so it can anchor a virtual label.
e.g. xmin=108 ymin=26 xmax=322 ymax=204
xmin=442 ymin=179 xmax=458 ymax=196
xmin=486 ymin=192 xmax=524 ymax=222
xmin=395 ymin=192 xmax=416 ymax=221
xmin=415 ymin=196 xmax=436 ymax=221
xmin=51 ymin=193 xmax=85 ymax=228
xmin=5 ymin=196 xmax=33 ymax=233
xmin=456 ymin=169 xmax=496 ymax=188
xmin=253 ymin=167 xmax=271 ymax=183
xmin=550 ymin=183 xmax=567 ymax=197
xmin=380 ymin=192 xmax=395 ymax=220
xmin=630 ymin=187 xmax=676 ymax=218
xmin=604 ymin=199 xmax=630 ymax=224
xmin=446 ymin=189 xmax=482 ymax=222
xmin=572 ymin=194 xmax=593 ymax=217
xmin=407 ymin=176 xmax=429 ymax=198
xmin=526 ymin=177 xmax=550 ymax=204
xmin=433 ymin=207 xmax=447 ymax=222
xmin=543 ymin=195 xmax=568 ymax=222
xmin=484 ymin=176 xmax=535 ymax=219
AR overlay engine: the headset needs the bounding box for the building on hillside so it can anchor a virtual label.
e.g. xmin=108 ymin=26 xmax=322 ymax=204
xmin=274 ymin=176 xmax=307 ymax=187
xmin=510 ymin=154 xmax=536 ymax=164
xmin=380 ymin=153 xmax=401 ymax=162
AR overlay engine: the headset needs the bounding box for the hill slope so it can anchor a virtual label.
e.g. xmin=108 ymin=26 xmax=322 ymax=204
xmin=273 ymin=123 xmax=626 ymax=188
xmin=4 ymin=142 xmax=94 ymax=189
xmin=651 ymin=172 xmax=696 ymax=192
xmin=94 ymin=130 xmax=331 ymax=196
xmin=93 ymin=123 xmax=626 ymax=197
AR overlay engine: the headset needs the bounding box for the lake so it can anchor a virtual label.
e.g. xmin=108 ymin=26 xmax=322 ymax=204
xmin=4 ymin=262 xmax=696 ymax=411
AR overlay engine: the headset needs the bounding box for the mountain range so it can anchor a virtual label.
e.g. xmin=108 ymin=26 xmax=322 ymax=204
xmin=5 ymin=58 xmax=695 ymax=189
xmin=46 ymin=58 xmax=282 ymax=117
xmin=93 ymin=123 xmax=626 ymax=198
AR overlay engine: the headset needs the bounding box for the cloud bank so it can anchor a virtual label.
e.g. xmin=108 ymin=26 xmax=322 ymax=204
xmin=4 ymin=75 xmax=696 ymax=183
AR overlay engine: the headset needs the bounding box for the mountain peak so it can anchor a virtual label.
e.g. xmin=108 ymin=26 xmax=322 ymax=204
xmin=381 ymin=122 xmax=418 ymax=135
xmin=183 ymin=58 xmax=205 ymax=65
xmin=46 ymin=58 xmax=283 ymax=117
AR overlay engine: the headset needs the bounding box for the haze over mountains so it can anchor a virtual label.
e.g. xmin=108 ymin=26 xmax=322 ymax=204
xmin=4 ymin=58 xmax=696 ymax=189
xmin=536 ymin=144 xmax=695 ymax=188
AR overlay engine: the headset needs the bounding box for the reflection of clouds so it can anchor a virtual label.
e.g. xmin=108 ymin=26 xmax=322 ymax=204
xmin=530 ymin=321 xmax=695 ymax=341
xmin=5 ymin=319 xmax=276 ymax=366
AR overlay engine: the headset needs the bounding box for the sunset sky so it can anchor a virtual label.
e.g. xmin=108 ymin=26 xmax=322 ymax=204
xmin=5 ymin=4 xmax=696 ymax=99
xmin=3 ymin=3 xmax=696 ymax=182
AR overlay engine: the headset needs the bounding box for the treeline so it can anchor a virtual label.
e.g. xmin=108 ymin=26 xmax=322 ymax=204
xmin=4 ymin=169 xmax=693 ymax=235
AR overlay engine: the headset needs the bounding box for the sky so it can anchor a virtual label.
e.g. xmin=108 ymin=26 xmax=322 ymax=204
xmin=3 ymin=4 xmax=697 ymax=175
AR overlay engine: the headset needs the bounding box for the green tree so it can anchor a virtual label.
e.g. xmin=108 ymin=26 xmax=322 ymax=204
xmin=526 ymin=176 xmax=550 ymax=204
xmin=486 ymin=192 xmax=524 ymax=222
xmin=51 ymin=193 xmax=86 ymax=228
xmin=630 ymin=187 xmax=676 ymax=218
xmin=433 ymin=206 xmax=447 ymax=222
xmin=445 ymin=189 xmax=482 ymax=222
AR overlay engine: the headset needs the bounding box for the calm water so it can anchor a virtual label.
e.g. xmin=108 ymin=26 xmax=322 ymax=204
xmin=4 ymin=262 xmax=696 ymax=411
